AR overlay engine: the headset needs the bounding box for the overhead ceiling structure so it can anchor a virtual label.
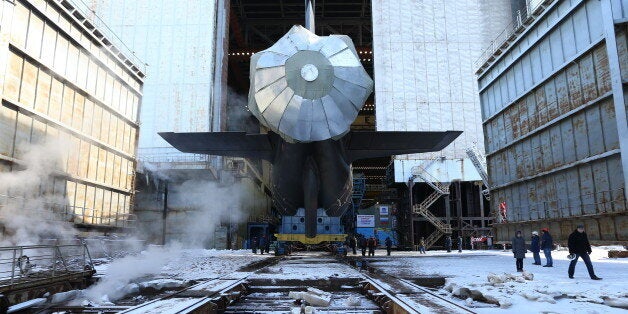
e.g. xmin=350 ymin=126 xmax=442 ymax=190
xmin=228 ymin=0 xmax=386 ymax=207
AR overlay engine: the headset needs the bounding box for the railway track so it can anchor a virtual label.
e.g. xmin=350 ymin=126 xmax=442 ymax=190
xmin=30 ymin=253 xmax=477 ymax=313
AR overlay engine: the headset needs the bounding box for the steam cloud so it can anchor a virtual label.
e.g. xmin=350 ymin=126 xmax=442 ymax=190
xmin=0 ymin=139 xmax=76 ymax=246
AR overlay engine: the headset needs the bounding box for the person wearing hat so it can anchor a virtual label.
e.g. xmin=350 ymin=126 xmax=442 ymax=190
xmin=568 ymin=224 xmax=602 ymax=280
xmin=530 ymin=231 xmax=541 ymax=265
xmin=512 ymin=230 xmax=526 ymax=272
xmin=540 ymin=228 xmax=553 ymax=267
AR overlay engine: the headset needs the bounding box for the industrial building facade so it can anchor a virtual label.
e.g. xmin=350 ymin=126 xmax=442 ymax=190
xmin=477 ymin=0 xmax=627 ymax=242
xmin=0 ymin=0 xmax=143 ymax=228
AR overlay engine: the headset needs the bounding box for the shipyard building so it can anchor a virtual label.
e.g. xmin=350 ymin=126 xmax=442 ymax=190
xmin=477 ymin=0 xmax=627 ymax=242
xmin=0 ymin=0 xmax=143 ymax=231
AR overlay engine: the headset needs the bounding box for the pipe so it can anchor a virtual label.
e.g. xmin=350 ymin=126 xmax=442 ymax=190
xmin=305 ymin=0 xmax=315 ymax=33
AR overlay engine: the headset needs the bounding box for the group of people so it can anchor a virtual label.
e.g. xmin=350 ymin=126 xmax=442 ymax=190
xmin=444 ymin=235 xmax=465 ymax=253
xmin=348 ymin=235 xmax=393 ymax=256
xmin=511 ymin=225 xmax=601 ymax=280
xmin=250 ymin=235 xmax=270 ymax=254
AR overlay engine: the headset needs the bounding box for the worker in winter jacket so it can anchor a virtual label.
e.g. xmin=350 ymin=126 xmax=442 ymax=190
xmin=530 ymin=231 xmax=541 ymax=265
xmin=385 ymin=237 xmax=392 ymax=256
xmin=259 ymin=236 xmax=266 ymax=255
xmin=540 ymin=228 xmax=553 ymax=267
xmin=445 ymin=236 xmax=452 ymax=252
xmin=418 ymin=237 xmax=426 ymax=254
xmin=359 ymin=235 xmax=367 ymax=256
xmin=457 ymin=235 xmax=463 ymax=252
xmin=568 ymin=225 xmax=602 ymax=280
xmin=512 ymin=230 xmax=526 ymax=272
xmin=367 ymin=237 xmax=376 ymax=256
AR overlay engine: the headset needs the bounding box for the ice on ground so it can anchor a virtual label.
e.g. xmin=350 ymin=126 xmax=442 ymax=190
xmin=367 ymin=246 xmax=628 ymax=313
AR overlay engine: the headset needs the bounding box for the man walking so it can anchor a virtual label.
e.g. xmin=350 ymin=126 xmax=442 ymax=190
xmin=418 ymin=237 xmax=426 ymax=254
xmin=385 ymin=237 xmax=392 ymax=256
xmin=541 ymin=228 xmax=553 ymax=267
xmin=530 ymin=231 xmax=541 ymax=265
xmin=568 ymin=225 xmax=602 ymax=280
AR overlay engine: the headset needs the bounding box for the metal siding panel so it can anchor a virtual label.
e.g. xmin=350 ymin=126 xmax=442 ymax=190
xmin=600 ymin=99 xmax=619 ymax=150
xmin=573 ymin=6 xmax=591 ymax=52
xmin=560 ymin=18 xmax=577 ymax=60
xmin=531 ymin=135 xmax=543 ymax=173
xmin=560 ymin=119 xmax=577 ymax=164
xmin=573 ymin=111 xmax=590 ymax=160
xmin=615 ymin=28 xmax=628 ymax=84
xmin=566 ymin=63 xmax=583 ymax=110
xmin=519 ymin=97 xmax=529 ymax=135
xmin=554 ymin=72 xmax=571 ymax=115
xmin=555 ymin=173 xmax=569 ymax=218
xmin=521 ymin=54 xmax=534 ymax=91
xmin=585 ymin=106 xmax=605 ymax=156
xmin=549 ymin=26 xmax=565 ymax=67
xmin=527 ymin=93 xmax=539 ymax=131
xmin=508 ymin=148 xmax=517 ymax=182
xmin=528 ymin=181 xmax=537 ymax=221
xmin=514 ymin=62 xmax=525 ymax=96
xmin=592 ymin=159 xmax=611 ymax=213
xmin=565 ymin=168 xmax=581 ymax=217
xmin=540 ymin=37 xmax=553 ymax=78
xmin=522 ymin=139 xmax=533 ymax=177
xmin=592 ymin=45 xmax=612 ymax=95
xmin=585 ymin=0 xmax=604 ymax=41
xmin=535 ymin=87 xmax=548 ymax=126
xmin=549 ymin=124 xmax=564 ymax=168
xmin=540 ymin=130 xmax=553 ymax=172
xmin=606 ymin=156 xmax=626 ymax=212
xmin=530 ymin=47 xmax=543 ymax=85
xmin=579 ymin=53 xmax=598 ymax=103
xmin=578 ymin=163 xmax=596 ymax=215
xmin=507 ymin=70 xmax=516 ymax=103
xmin=544 ymin=79 xmax=559 ymax=120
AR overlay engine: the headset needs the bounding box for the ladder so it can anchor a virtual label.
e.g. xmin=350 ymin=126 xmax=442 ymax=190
xmin=466 ymin=146 xmax=490 ymax=200
xmin=410 ymin=157 xmax=452 ymax=249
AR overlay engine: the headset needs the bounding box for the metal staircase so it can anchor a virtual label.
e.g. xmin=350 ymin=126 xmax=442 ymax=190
xmin=466 ymin=146 xmax=491 ymax=200
xmin=410 ymin=157 xmax=452 ymax=249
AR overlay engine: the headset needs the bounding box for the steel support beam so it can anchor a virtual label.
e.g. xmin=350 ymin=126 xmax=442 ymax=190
xmin=601 ymin=0 xmax=628 ymax=201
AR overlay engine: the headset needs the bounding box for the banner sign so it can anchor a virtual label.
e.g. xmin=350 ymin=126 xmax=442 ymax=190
xmin=379 ymin=206 xmax=389 ymax=216
xmin=356 ymin=215 xmax=375 ymax=227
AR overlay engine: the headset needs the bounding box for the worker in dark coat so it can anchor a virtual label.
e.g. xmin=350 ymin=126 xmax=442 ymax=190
xmin=540 ymin=228 xmax=553 ymax=267
xmin=349 ymin=235 xmax=357 ymax=255
xmin=359 ymin=235 xmax=367 ymax=256
xmin=512 ymin=230 xmax=526 ymax=272
xmin=457 ymin=235 xmax=463 ymax=252
xmin=445 ymin=236 xmax=452 ymax=252
xmin=367 ymin=237 xmax=376 ymax=256
xmin=568 ymin=225 xmax=602 ymax=280
xmin=251 ymin=237 xmax=258 ymax=254
xmin=258 ymin=236 xmax=266 ymax=255
xmin=385 ymin=237 xmax=392 ymax=256
xmin=530 ymin=231 xmax=541 ymax=265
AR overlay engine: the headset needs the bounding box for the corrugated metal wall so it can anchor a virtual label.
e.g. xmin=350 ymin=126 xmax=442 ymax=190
xmin=477 ymin=0 xmax=628 ymax=242
xmin=0 ymin=0 xmax=143 ymax=228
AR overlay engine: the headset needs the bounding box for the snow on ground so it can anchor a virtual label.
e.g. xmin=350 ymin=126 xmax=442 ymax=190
xmin=78 ymin=247 xmax=272 ymax=304
xmin=252 ymin=252 xmax=362 ymax=280
xmin=368 ymin=246 xmax=628 ymax=314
